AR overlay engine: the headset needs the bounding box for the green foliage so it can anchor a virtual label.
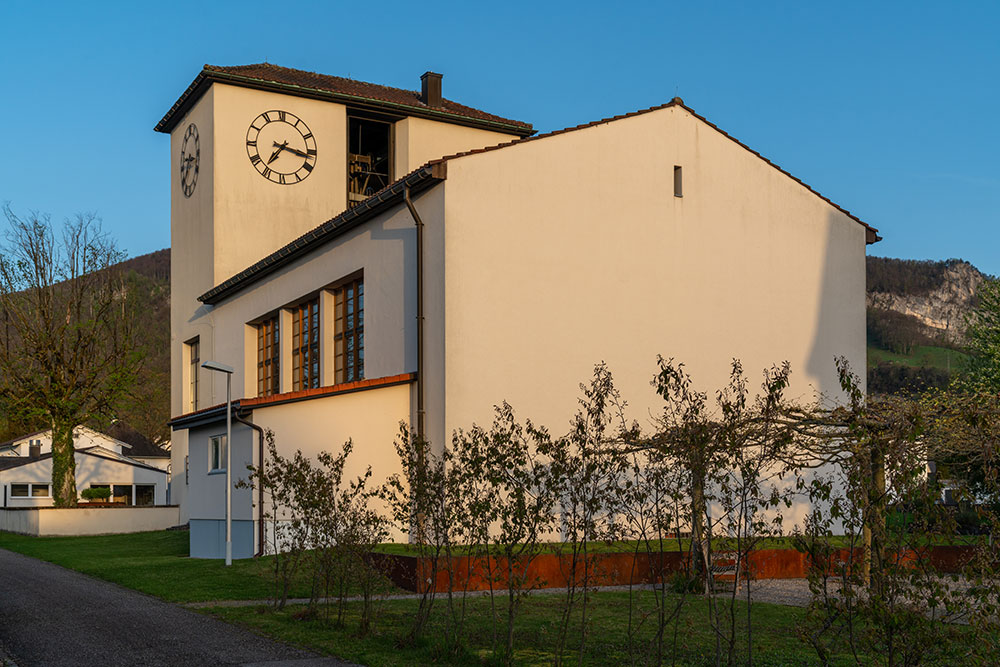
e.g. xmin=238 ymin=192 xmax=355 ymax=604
xmin=867 ymin=306 xmax=943 ymax=355
xmin=962 ymin=277 xmax=1000 ymax=391
xmin=240 ymin=430 xmax=391 ymax=635
xmin=867 ymin=361 xmax=952 ymax=395
xmin=0 ymin=207 xmax=144 ymax=504
xmin=80 ymin=487 xmax=111 ymax=500
xmin=866 ymin=256 xmax=966 ymax=297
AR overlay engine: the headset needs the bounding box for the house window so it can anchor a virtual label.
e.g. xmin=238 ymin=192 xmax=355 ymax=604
xmin=188 ymin=338 xmax=200 ymax=411
xmin=257 ymin=316 xmax=280 ymax=397
xmin=347 ymin=117 xmax=392 ymax=208
xmin=210 ymin=435 xmax=227 ymax=472
xmin=112 ymin=485 xmax=132 ymax=505
xmin=334 ymin=277 xmax=364 ymax=384
xmin=135 ymin=485 xmax=155 ymax=506
xmin=30 ymin=484 xmax=50 ymax=498
xmin=10 ymin=484 xmax=28 ymax=497
xmin=291 ymin=299 xmax=320 ymax=391
xmin=673 ymin=165 xmax=683 ymax=197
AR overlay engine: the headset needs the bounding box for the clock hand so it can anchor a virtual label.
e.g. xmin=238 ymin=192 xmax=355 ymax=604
xmin=279 ymin=145 xmax=312 ymax=159
xmin=267 ymin=141 xmax=288 ymax=165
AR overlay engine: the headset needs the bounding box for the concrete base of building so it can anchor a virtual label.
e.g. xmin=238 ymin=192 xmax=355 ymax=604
xmin=189 ymin=519 xmax=255 ymax=559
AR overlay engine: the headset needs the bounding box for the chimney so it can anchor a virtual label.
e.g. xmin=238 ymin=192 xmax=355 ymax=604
xmin=29 ymin=440 xmax=41 ymax=459
xmin=420 ymin=71 xmax=442 ymax=108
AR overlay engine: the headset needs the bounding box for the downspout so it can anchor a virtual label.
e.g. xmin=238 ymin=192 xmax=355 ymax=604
xmin=404 ymin=184 xmax=425 ymax=440
xmin=233 ymin=412 xmax=266 ymax=558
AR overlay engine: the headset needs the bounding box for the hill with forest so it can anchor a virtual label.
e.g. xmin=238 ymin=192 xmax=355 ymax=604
xmin=866 ymin=256 xmax=991 ymax=394
xmin=0 ymin=249 xmax=171 ymax=446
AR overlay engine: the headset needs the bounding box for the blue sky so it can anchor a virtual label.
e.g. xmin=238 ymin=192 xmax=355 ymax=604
xmin=1 ymin=1 xmax=998 ymax=273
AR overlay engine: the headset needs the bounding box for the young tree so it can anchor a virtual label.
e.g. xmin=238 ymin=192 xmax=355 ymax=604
xmin=963 ymin=277 xmax=1000 ymax=391
xmin=0 ymin=207 xmax=141 ymax=505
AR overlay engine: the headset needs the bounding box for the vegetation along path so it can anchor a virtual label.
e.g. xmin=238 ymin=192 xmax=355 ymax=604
xmin=0 ymin=547 xmax=353 ymax=667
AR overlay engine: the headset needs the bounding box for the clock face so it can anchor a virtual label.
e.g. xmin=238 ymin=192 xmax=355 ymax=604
xmin=179 ymin=123 xmax=199 ymax=197
xmin=246 ymin=110 xmax=317 ymax=184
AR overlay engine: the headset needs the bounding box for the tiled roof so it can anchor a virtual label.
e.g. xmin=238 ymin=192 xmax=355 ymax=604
xmin=106 ymin=423 xmax=169 ymax=458
xmin=155 ymin=63 xmax=534 ymax=137
xmin=0 ymin=447 xmax=165 ymax=473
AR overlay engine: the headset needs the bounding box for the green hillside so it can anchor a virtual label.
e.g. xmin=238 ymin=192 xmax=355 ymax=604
xmin=867 ymin=344 xmax=967 ymax=372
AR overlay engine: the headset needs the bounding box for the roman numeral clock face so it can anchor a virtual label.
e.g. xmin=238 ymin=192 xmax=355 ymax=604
xmin=179 ymin=123 xmax=199 ymax=197
xmin=246 ymin=110 xmax=317 ymax=184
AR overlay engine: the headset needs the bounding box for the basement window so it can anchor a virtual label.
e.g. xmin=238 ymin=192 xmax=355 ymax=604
xmin=673 ymin=166 xmax=683 ymax=197
xmin=347 ymin=116 xmax=392 ymax=208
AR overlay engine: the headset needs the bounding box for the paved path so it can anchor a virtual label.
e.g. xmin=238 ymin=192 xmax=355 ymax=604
xmin=0 ymin=548 xmax=354 ymax=667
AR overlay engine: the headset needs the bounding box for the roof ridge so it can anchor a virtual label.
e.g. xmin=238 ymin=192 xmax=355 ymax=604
xmin=157 ymin=63 xmax=533 ymax=135
xmin=427 ymin=97 xmax=878 ymax=241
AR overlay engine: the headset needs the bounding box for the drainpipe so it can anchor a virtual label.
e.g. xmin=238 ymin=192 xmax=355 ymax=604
xmin=404 ymin=184 xmax=425 ymax=440
xmin=233 ymin=412 xmax=266 ymax=558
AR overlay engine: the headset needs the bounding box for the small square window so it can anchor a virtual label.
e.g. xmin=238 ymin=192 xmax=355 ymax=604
xmin=210 ymin=435 xmax=227 ymax=472
xmin=10 ymin=484 xmax=28 ymax=497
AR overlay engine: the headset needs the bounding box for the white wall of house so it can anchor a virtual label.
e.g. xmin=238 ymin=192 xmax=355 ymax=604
xmin=0 ymin=450 xmax=168 ymax=508
xmin=0 ymin=427 xmax=131 ymax=458
xmin=435 ymin=104 xmax=866 ymax=447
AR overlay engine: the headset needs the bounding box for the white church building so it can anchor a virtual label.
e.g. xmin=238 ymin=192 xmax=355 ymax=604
xmin=160 ymin=63 xmax=878 ymax=558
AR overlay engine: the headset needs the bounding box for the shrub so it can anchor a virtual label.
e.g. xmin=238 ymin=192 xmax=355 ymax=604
xmin=81 ymin=487 xmax=111 ymax=501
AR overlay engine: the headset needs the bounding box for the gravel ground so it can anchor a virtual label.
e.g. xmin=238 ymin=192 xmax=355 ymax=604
xmin=0 ymin=547 xmax=355 ymax=667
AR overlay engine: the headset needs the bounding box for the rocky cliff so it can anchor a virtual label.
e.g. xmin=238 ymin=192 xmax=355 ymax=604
xmin=867 ymin=258 xmax=986 ymax=345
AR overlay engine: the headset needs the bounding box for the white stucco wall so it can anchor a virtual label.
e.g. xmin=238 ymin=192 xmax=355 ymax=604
xmin=435 ymin=104 xmax=866 ymax=446
xmin=394 ymin=116 xmax=518 ymax=176
xmin=184 ymin=382 xmax=412 ymax=550
xmin=0 ymin=507 xmax=180 ymax=536
xmin=0 ymin=450 xmax=168 ymax=508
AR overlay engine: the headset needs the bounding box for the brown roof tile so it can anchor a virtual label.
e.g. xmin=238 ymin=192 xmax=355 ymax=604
xmin=156 ymin=63 xmax=533 ymax=136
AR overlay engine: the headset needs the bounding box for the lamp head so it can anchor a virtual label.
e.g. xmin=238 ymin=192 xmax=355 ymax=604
xmin=201 ymin=360 xmax=234 ymax=374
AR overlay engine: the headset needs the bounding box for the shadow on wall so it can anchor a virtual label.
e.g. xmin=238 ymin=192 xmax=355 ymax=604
xmin=805 ymin=209 xmax=865 ymax=402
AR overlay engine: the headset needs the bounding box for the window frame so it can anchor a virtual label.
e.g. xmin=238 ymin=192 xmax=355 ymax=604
xmin=291 ymin=298 xmax=321 ymax=392
xmin=30 ymin=483 xmax=50 ymax=498
xmin=187 ymin=337 xmax=200 ymax=412
xmin=9 ymin=484 xmax=29 ymax=498
xmin=209 ymin=434 xmax=227 ymax=473
xmin=332 ymin=274 xmax=365 ymax=385
xmin=256 ymin=315 xmax=280 ymax=397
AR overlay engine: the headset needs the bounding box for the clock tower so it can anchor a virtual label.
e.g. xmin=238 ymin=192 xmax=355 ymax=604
xmin=157 ymin=63 xmax=533 ymax=519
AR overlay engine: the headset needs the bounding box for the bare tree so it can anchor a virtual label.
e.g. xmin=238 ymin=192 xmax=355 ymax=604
xmin=0 ymin=206 xmax=141 ymax=506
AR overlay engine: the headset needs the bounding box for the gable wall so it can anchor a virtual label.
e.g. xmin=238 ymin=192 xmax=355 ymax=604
xmin=439 ymin=104 xmax=866 ymax=446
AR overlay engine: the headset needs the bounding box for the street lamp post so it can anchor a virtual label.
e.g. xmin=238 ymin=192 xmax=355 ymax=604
xmin=202 ymin=360 xmax=234 ymax=566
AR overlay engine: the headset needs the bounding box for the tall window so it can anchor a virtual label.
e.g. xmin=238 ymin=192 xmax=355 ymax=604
xmin=334 ymin=277 xmax=364 ymax=384
xmin=291 ymin=299 xmax=320 ymax=391
xmin=209 ymin=435 xmax=227 ymax=472
xmin=188 ymin=338 xmax=200 ymax=412
xmin=257 ymin=316 xmax=280 ymax=397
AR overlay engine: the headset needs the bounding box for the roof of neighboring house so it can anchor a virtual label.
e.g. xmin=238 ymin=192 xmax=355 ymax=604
xmin=0 ymin=429 xmax=48 ymax=450
xmin=0 ymin=447 xmax=167 ymax=474
xmin=155 ymin=63 xmax=534 ymax=137
xmin=196 ymin=98 xmax=880 ymax=307
xmin=106 ymin=423 xmax=170 ymax=458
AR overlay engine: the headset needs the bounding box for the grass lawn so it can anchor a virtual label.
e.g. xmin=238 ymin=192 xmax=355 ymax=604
xmin=867 ymin=344 xmax=967 ymax=371
xmin=205 ymin=589 xmax=981 ymax=666
xmin=0 ymin=530 xmax=325 ymax=603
